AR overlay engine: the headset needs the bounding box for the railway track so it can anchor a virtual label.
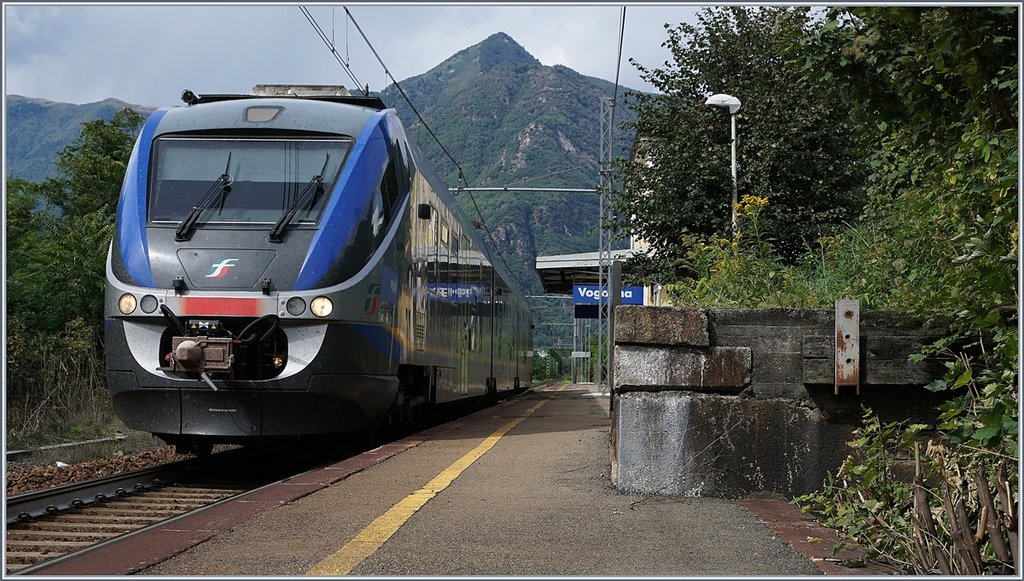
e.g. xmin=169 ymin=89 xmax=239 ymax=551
xmin=4 ymin=446 xmax=329 ymax=575
xmin=4 ymin=398 xmax=512 ymax=575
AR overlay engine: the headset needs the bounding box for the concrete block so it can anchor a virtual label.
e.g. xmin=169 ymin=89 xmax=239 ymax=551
xmin=614 ymin=391 xmax=854 ymax=498
xmin=615 ymin=345 xmax=751 ymax=393
xmin=713 ymin=331 xmax=804 ymax=355
xmin=751 ymin=351 xmax=804 ymax=385
xmin=615 ymin=305 xmax=709 ymax=347
xmin=741 ymin=382 xmax=809 ymax=400
xmin=668 ymin=346 xmax=750 ymax=392
xmin=708 ymin=308 xmax=832 ymax=328
xmin=615 ymin=345 xmax=672 ymax=387
xmin=802 ymin=357 xmax=946 ymax=386
xmin=860 ymin=310 xmax=948 ymax=335
xmin=802 ymin=335 xmax=933 ymax=360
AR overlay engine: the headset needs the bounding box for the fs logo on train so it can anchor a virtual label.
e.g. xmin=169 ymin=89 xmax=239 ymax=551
xmin=364 ymin=284 xmax=381 ymax=315
xmin=206 ymin=258 xmax=239 ymax=278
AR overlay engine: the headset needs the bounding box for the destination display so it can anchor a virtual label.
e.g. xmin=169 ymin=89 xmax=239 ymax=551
xmin=427 ymin=283 xmax=487 ymax=303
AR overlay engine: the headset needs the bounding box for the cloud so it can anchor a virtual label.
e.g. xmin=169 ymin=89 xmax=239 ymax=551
xmin=5 ymin=5 xmax=63 ymax=57
xmin=4 ymin=4 xmax=700 ymax=107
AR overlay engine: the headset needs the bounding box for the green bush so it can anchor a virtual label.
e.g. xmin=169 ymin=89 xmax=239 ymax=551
xmin=626 ymin=6 xmax=1017 ymax=573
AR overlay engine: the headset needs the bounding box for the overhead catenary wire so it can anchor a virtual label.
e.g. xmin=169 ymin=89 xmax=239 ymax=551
xmin=342 ymin=7 xmax=537 ymax=294
xmin=456 ymin=181 xmax=535 ymax=294
xmin=299 ymin=6 xmax=365 ymax=94
xmin=610 ymin=6 xmax=626 ymax=142
xmin=342 ymin=7 xmax=466 ymax=187
xmin=309 ymin=6 xmax=533 ymax=293
xmin=504 ymin=165 xmax=593 ymax=187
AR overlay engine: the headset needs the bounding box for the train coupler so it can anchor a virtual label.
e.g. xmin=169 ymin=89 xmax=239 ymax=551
xmin=163 ymin=336 xmax=234 ymax=390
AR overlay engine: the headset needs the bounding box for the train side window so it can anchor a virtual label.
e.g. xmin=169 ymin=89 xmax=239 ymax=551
xmin=370 ymin=183 xmax=385 ymax=241
xmin=380 ymin=158 xmax=401 ymax=223
xmin=430 ymin=207 xmax=438 ymax=280
xmin=393 ymin=142 xmax=412 ymax=194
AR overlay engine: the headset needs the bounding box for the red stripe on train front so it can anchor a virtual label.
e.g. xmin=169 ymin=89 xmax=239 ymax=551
xmin=180 ymin=298 xmax=263 ymax=317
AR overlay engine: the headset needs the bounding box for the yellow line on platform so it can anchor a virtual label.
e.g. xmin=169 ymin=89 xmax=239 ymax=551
xmin=306 ymin=399 xmax=548 ymax=576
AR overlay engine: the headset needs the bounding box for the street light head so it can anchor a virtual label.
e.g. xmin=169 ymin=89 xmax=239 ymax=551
xmin=705 ymin=93 xmax=741 ymax=115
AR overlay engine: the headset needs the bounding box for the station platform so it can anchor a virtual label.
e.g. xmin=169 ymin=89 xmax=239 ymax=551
xmin=38 ymin=384 xmax=880 ymax=576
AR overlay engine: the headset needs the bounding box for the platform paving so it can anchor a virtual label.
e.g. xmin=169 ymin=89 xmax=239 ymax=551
xmin=38 ymin=383 xmax=881 ymax=576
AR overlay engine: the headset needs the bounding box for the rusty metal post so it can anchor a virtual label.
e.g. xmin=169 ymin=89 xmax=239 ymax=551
xmin=608 ymin=259 xmax=622 ymax=398
xmin=835 ymin=299 xmax=860 ymax=394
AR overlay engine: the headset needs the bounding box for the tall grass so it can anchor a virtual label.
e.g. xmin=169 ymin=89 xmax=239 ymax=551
xmin=6 ymin=317 xmax=116 ymax=448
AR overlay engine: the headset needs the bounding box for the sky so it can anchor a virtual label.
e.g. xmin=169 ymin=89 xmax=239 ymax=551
xmin=4 ymin=2 xmax=703 ymax=108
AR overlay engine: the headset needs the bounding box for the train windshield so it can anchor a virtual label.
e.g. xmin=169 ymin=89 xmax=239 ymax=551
xmin=149 ymin=137 xmax=351 ymax=225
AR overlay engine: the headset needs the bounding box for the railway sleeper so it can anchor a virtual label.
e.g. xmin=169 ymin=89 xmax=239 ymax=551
xmin=73 ymin=507 xmax=187 ymax=517
xmin=140 ymin=489 xmax=243 ymax=499
xmin=97 ymin=495 xmax=213 ymax=505
xmin=5 ymin=539 xmax=95 ymax=549
xmin=8 ymin=530 xmax=124 ymax=541
xmin=39 ymin=513 xmax=158 ymax=524
xmin=15 ymin=521 xmax=139 ymax=533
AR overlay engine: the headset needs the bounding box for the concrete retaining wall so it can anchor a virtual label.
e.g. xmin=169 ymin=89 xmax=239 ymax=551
xmin=612 ymin=305 xmax=951 ymax=498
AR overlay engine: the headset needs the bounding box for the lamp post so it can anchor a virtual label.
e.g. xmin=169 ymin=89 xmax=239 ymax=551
xmin=705 ymin=93 xmax=741 ymax=240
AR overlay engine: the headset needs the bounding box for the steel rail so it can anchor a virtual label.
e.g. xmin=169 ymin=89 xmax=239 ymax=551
xmin=6 ymin=457 xmax=206 ymax=525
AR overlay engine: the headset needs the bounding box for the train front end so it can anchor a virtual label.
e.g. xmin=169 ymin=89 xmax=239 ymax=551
xmin=104 ymin=89 xmax=408 ymax=451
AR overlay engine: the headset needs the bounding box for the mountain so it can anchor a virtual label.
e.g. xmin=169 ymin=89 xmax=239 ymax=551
xmin=5 ymin=95 xmax=157 ymax=182
xmin=384 ymin=33 xmax=634 ymax=256
xmin=382 ymin=33 xmax=637 ymax=348
xmin=5 ymin=33 xmax=638 ymax=349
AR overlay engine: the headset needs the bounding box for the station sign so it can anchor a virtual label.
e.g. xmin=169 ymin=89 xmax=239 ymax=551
xmin=572 ymin=285 xmax=644 ymax=306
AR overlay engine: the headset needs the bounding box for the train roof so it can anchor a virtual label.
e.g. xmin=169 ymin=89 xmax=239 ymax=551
xmin=180 ymin=87 xmax=386 ymax=110
xmin=153 ymin=90 xmax=386 ymax=137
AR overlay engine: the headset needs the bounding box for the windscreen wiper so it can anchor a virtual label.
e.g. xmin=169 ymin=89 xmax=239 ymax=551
xmin=268 ymin=153 xmax=330 ymax=243
xmin=175 ymin=153 xmax=232 ymax=241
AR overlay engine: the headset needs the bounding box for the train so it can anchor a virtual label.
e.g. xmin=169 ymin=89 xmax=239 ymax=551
xmin=104 ymin=85 xmax=533 ymax=453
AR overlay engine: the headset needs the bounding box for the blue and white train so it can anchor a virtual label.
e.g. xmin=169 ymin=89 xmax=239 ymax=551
xmin=104 ymin=86 xmax=532 ymax=453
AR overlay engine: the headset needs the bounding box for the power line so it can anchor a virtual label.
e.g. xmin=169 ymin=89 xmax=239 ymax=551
xmin=299 ymin=6 xmax=365 ymax=93
xmin=611 ymin=6 xmax=626 ymax=137
xmin=342 ymin=7 xmax=465 ymax=185
xmin=457 ymin=180 xmax=535 ymax=294
xmin=504 ymin=164 xmax=592 ymax=187
xmin=451 ymin=187 xmax=598 ymax=194
xmin=339 ymin=7 xmax=533 ymax=296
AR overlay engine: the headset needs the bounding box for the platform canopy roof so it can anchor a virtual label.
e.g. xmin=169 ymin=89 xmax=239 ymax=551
xmin=535 ymin=248 xmax=640 ymax=294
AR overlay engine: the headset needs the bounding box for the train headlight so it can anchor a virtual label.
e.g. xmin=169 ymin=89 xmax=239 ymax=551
xmin=140 ymin=295 xmax=159 ymax=314
xmin=286 ymin=297 xmax=306 ymax=316
xmin=118 ymin=293 xmax=137 ymax=315
xmin=310 ymin=296 xmax=333 ymax=317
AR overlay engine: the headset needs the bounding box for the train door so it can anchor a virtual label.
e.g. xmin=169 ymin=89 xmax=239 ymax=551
xmin=452 ymin=229 xmax=469 ymax=396
xmin=491 ymin=266 xmax=499 ymax=389
xmin=439 ymin=214 xmax=450 ymax=353
xmin=481 ymin=259 xmax=492 ymax=392
xmin=419 ymin=203 xmax=438 ymax=353
xmin=472 ymin=252 xmax=484 ymax=392
xmin=516 ymin=307 xmax=524 ymax=389
xmin=460 ymin=234 xmax=477 ymax=393
xmin=497 ymin=282 xmax=505 ymax=387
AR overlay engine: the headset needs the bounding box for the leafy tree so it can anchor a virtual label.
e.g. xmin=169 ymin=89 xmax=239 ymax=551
xmin=622 ymin=6 xmax=1017 ymax=572
xmin=50 ymin=108 xmax=144 ymax=218
xmin=7 ymin=108 xmax=143 ymax=332
xmin=611 ymin=6 xmax=867 ymax=282
xmin=788 ymin=7 xmax=1017 ymax=573
xmin=7 ymin=108 xmax=144 ymax=444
